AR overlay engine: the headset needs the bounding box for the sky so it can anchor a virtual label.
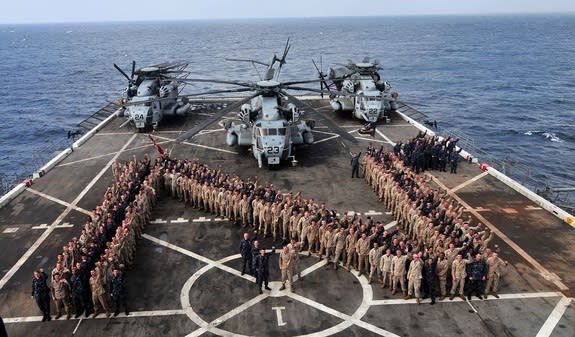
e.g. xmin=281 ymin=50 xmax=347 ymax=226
xmin=1 ymin=0 xmax=575 ymax=24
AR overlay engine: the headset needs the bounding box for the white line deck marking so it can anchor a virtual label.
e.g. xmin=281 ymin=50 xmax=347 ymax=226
xmin=143 ymin=234 xmax=255 ymax=283
xmin=356 ymin=137 xmax=389 ymax=144
xmin=451 ymin=171 xmax=489 ymax=193
xmin=150 ymin=218 xmax=168 ymax=224
xmin=26 ymin=188 xmax=91 ymax=216
xmin=0 ymin=134 xmax=137 ymax=290
xmin=465 ymin=297 xmax=478 ymax=313
xmin=272 ymin=306 xmax=287 ymax=326
xmin=72 ymin=318 xmax=82 ymax=335
xmin=375 ymin=129 xmax=395 ymax=145
xmin=58 ymin=140 xmax=171 ymax=167
xmin=172 ymin=218 xmax=189 ymax=223
xmin=180 ymin=140 xmax=238 ymax=154
xmin=429 ymin=174 xmax=570 ymax=292
xmin=384 ymin=220 xmax=397 ymax=230
xmin=287 ymin=292 xmax=400 ymax=337
xmin=370 ymin=292 xmax=563 ymax=306
xmin=2 ymin=309 xmax=186 ymax=323
xmin=192 ymin=217 xmax=211 ymax=222
xmin=536 ymin=296 xmax=572 ymax=337
xmin=313 ymin=135 xmax=340 ymax=144
xmin=2 ymin=227 xmax=19 ymax=233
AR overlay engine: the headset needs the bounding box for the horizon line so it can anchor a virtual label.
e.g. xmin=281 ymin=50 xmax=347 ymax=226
xmin=1 ymin=11 xmax=574 ymax=26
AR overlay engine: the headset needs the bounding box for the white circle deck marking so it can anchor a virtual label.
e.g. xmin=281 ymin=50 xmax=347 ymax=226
xmin=180 ymin=254 xmax=383 ymax=337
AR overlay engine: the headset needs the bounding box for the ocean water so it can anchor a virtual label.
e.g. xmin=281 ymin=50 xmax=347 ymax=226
xmin=0 ymin=15 xmax=574 ymax=195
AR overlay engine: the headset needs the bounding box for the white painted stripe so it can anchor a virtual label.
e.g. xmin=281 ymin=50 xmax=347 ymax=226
xmin=171 ymin=218 xmax=189 ymax=223
xmin=180 ymin=140 xmax=238 ymax=154
xmin=2 ymin=309 xmax=186 ymax=324
xmin=142 ymin=234 xmax=255 ymax=283
xmin=287 ymin=292 xmax=400 ymax=337
xmin=384 ymin=220 xmax=397 ymax=230
xmin=536 ymin=296 xmax=572 ymax=337
xmin=370 ymin=291 xmax=563 ymax=306
xmin=150 ymin=219 xmax=168 ymax=224
xmin=356 ymin=137 xmax=389 ymax=144
xmin=0 ymin=134 xmax=138 ymax=290
xmin=2 ymin=227 xmax=19 ymax=233
xmin=26 ymin=188 xmax=91 ymax=216
xmin=197 ymin=128 xmax=225 ymax=135
xmin=72 ymin=318 xmax=82 ymax=334
xmin=465 ymin=297 xmax=478 ymax=313
xmin=451 ymin=171 xmax=489 ymax=193
xmin=192 ymin=217 xmax=211 ymax=222
xmin=60 ymin=140 xmax=171 ymax=167
xmin=313 ymin=135 xmax=340 ymax=144
xmin=375 ymin=129 xmax=395 ymax=145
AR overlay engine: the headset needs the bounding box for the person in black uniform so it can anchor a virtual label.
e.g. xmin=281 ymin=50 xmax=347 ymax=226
xmin=466 ymin=254 xmax=487 ymax=300
xmin=351 ymin=152 xmax=361 ymax=178
xmin=254 ymin=247 xmax=275 ymax=294
xmin=240 ymin=232 xmax=256 ymax=275
xmin=70 ymin=268 xmax=85 ymax=318
xmin=422 ymin=257 xmax=437 ymax=305
xmin=109 ymin=269 xmax=129 ymax=316
xmin=31 ymin=268 xmax=51 ymax=322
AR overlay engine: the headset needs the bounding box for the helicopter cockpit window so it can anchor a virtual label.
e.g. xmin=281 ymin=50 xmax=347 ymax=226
xmin=277 ymin=128 xmax=286 ymax=136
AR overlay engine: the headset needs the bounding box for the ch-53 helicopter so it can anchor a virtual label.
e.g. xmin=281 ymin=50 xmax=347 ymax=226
xmin=315 ymin=57 xmax=399 ymax=124
xmin=174 ymin=39 xmax=356 ymax=169
xmin=114 ymin=60 xmax=192 ymax=131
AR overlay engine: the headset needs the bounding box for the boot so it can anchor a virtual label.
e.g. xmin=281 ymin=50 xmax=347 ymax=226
xmin=391 ymin=289 xmax=396 ymax=295
xmin=439 ymin=296 xmax=445 ymax=301
xmin=492 ymin=292 xmax=500 ymax=299
xmin=449 ymin=295 xmax=454 ymax=301
xmin=106 ymin=311 xmax=111 ymax=318
xmin=279 ymin=283 xmax=286 ymax=291
xmin=91 ymin=311 xmax=99 ymax=318
xmin=416 ymin=297 xmax=420 ymax=305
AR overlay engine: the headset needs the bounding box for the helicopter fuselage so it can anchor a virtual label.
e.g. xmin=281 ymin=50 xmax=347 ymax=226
xmin=225 ymin=94 xmax=314 ymax=168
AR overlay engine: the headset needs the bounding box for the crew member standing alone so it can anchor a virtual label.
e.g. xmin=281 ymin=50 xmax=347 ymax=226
xmin=351 ymin=152 xmax=361 ymax=178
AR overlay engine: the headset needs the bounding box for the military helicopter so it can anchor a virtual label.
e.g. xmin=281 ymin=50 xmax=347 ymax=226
xmin=175 ymin=40 xmax=356 ymax=169
xmin=315 ymin=57 xmax=399 ymax=124
xmin=114 ymin=60 xmax=192 ymax=131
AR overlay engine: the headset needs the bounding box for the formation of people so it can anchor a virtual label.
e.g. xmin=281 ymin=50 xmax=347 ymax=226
xmin=32 ymin=130 xmax=508 ymax=322
xmin=32 ymin=155 xmax=161 ymax=321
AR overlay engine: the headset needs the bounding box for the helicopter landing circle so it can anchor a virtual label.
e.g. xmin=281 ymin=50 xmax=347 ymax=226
xmin=180 ymin=253 xmax=381 ymax=337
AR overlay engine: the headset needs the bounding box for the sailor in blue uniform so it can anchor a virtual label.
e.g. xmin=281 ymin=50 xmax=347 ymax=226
xmin=31 ymin=268 xmax=51 ymax=322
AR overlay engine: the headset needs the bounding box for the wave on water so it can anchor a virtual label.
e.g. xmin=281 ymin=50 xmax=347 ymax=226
xmin=523 ymin=130 xmax=564 ymax=142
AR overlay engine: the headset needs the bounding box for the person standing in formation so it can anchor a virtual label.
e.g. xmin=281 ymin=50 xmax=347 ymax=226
xmin=32 ymin=269 xmax=51 ymax=322
xmin=254 ymin=248 xmax=274 ymax=294
xmin=279 ymin=246 xmax=294 ymax=292
xmin=51 ymin=273 xmax=72 ymax=320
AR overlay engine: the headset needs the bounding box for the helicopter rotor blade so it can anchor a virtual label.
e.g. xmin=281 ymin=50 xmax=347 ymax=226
xmin=176 ymin=94 xmax=258 ymax=144
xmin=312 ymin=58 xmax=331 ymax=98
xmin=177 ymin=78 xmax=255 ymax=88
xmin=280 ymin=91 xmax=356 ymax=143
xmin=181 ymin=87 xmax=255 ymax=97
xmin=131 ymin=60 xmax=136 ymax=80
xmin=282 ymin=85 xmax=326 ymax=94
xmin=114 ymin=63 xmax=132 ymax=83
xmin=276 ymin=38 xmax=291 ymax=79
xmin=225 ymin=58 xmax=269 ymax=67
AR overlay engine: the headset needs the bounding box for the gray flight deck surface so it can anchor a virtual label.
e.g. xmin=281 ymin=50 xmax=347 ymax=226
xmin=0 ymin=98 xmax=573 ymax=337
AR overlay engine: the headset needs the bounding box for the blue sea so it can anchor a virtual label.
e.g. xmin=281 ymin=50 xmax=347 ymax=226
xmin=1 ymin=15 xmax=574 ymax=197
